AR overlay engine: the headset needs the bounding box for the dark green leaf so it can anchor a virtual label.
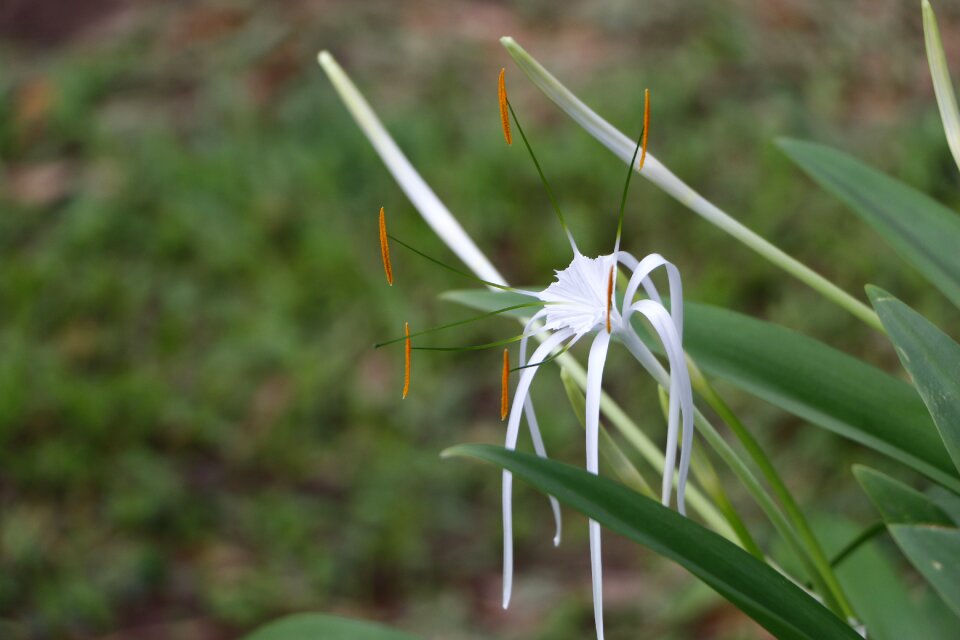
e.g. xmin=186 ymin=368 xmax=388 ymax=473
xmin=889 ymin=525 xmax=960 ymax=618
xmin=243 ymin=613 xmax=420 ymax=640
xmin=853 ymin=465 xmax=953 ymax=525
xmin=779 ymin=139 xmax=960 ymax=307
xmin=442 ymin=290 xmax=960 ymax=491
xmin=868 ymin=286 xmax=960 ymax=475
xmin=444 ymin=444 xmax=861 ymax=640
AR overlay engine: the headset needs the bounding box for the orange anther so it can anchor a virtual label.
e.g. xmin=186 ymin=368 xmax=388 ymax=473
xmin=639 ymin=88 xmax=650 ymax=170
xmin=379 ymin=207 xmax=393 ymax=286
xmin=498 ymin=68 xmax=512 ymax=145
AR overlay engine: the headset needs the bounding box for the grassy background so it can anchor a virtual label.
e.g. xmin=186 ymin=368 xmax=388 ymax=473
xmin=1 ymin=1 xmax=958 ymax=638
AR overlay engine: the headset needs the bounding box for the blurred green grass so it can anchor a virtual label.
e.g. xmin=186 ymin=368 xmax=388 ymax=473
xmin=1 ymin=1 xmax=959 ymax=638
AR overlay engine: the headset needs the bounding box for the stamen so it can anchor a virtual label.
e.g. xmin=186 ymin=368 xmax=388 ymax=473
xmin=640 ymin=88 xmax=650 ymax=169
xmin=505 ymin=99 xmax=577 ymax=253
xmin=606 ymin=266 xmax=614 ymax=333
xmin=388 ymin=234 xmax=526 ymax=293
xmin=374 ymin=302 xmax=548 ymax=349
xmin=498 ymin=68 xmax=512 ymax=145
xmin=379 ymin=206 xmax=393 ymax=286
xmin=501 ymin=348 xmax=510 ymax=421
xmin=613 ymin=92 xmax=649 ymax=253
xmin=403 ymin=322 xmax=411 ymax=399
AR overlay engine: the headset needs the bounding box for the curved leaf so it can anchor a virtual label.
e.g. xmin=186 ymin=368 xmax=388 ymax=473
xmin=443 ymin=289 xmax=960 ymax=491
xmin=868 ymin=286 xmax=960 ymax=474
xmin=853 ymin=465 xmax=953 ymax=526
xmin=244 ymin=613 xmax=419 ymax=640
xmin=779 ymin=139 xmax=960 ymax=308
xmin=889 ymin=525 xmax=960 ymax=618
xmin=445 ymin=444 xmax=861 ymax=640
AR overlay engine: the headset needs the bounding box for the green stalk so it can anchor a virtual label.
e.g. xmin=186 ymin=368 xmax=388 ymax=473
xmin=686 ymin=358 xmax=856 ymax=619
xmin=501 ymin=37 xmax=883 ymax=332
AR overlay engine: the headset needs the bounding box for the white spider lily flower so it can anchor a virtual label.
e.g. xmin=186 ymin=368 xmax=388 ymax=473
xmin=501 ymin=246 xmax=693 ymax=640
xmin=318 ymin=52 xmax=695 ymax=640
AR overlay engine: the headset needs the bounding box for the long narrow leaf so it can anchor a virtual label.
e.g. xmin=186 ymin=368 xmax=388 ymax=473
xmin=445 ymin=444 xmax=861 ymax=640
xmin=889 ymin=525 xmax=960 ymax=619
xmin=443 ymin=289 xmax=960 ymax=491
xmin=779 ymin=140 xmax=960 ymax=308
xmin=854 ymin=465 xmax=953 ymax=526
xmin=868 ymin=286 xmax=960 ymax=474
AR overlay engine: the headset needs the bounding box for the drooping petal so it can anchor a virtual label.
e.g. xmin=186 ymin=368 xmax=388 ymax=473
xmin=520 ymin=311 xmax=563 ymax=546
xmin=585 ymin=331 xmax=612 ymax=640
xmin=630 ymin=300 xmax=694 ymax=515
xmin=502 ymin=329 xmax=574 ymax=609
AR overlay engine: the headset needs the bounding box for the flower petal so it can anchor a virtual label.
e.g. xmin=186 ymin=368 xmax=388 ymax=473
xmin=502 ymin=329 xmax=573 ymax=608
xmin=585 ymin=331 xmax=612 ymax=640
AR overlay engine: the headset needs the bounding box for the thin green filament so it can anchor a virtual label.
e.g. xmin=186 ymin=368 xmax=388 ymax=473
xmin=511 ymin=341 xmax=572 ymax=372
xmin=374 ymin=302 xmax=547 ymax=349
xmin=614 ymin=124 xmax=645 ymax=252
xmin=506 ymin=100 xmax=576 ymax=249
xmin=388 ymin=234 xmax=523 ymax=293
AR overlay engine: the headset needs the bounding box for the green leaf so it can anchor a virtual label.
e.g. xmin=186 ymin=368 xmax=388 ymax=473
xmin=853 ymin=465 xmax=953 ymax=526
xmin=442 ymin=290 xmax=960 ymax=491
xmin=927 ymin=486 xmax=960 ymax=526
xmin=819 ymin=519 xmax=957 ymax=640
xmin=778 ymin=139 xmax=960 ymax=308
xmin=444 ymin=444 xmax=862 ymax=640
xmin=243 ymin=613 xmax=420 ymax=640
xmin=868 ymin=286 xmax=960 ymax=474
xmin=923 ymin=0 xmax=960 ymax=173
xmin=889 ymin=525 xmax=960 ymax=618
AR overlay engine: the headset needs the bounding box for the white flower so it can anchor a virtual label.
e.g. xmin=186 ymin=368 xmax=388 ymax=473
xmin=502 ymin=246 xmax=693 ymax=640
xmin=319 ymin=51 xmax=694 ymax=640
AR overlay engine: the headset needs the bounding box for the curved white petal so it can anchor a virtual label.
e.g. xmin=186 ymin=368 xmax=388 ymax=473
xmin=585 ymin=331 xmax=612 ymax=640
xmin=619 ymin=253 xmax=683 ymax=340
xmin=520 ymin=311 xmax=563 ymax=546
xmin=318 ymin=51 xmax=506 ymax=286
xmin=502 ymin=329 xmax=574 ymax=609
xmin=630 ymin=300 xmax=694 ymax=515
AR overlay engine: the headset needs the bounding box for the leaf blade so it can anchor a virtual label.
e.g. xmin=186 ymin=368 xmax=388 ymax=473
xmin=868 ymin=286 xmax=960 ymax=474
xmin=446 ymin=444 xmax=861 ymax=640
xmin=779 ymin=139 xmax=960 ymax=308
xmin=853 ymin=465 xmax=953 ymax=526
xmin=889 ymin=525 xmax=960 ymax=619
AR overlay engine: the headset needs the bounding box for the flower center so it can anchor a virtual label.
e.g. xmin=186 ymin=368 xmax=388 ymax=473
xmin=537 ymin=253 xmax=619 ymax=338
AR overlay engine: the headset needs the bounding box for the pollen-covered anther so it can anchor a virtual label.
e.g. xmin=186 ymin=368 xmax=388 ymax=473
xmin=403 ymin=321 xmax=411 ymax=398
xmin=379 ymin=206 xmax=394 ymax=286
xmin=498 ymin=68 xmax=512 ymax=145
xmin=501 ymin=348 xmax=510 ymax=420
xmin=605 ymin=266 xmax=614 ymax=334
xmin=639 ymin=88 xmax=650 ymax=170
